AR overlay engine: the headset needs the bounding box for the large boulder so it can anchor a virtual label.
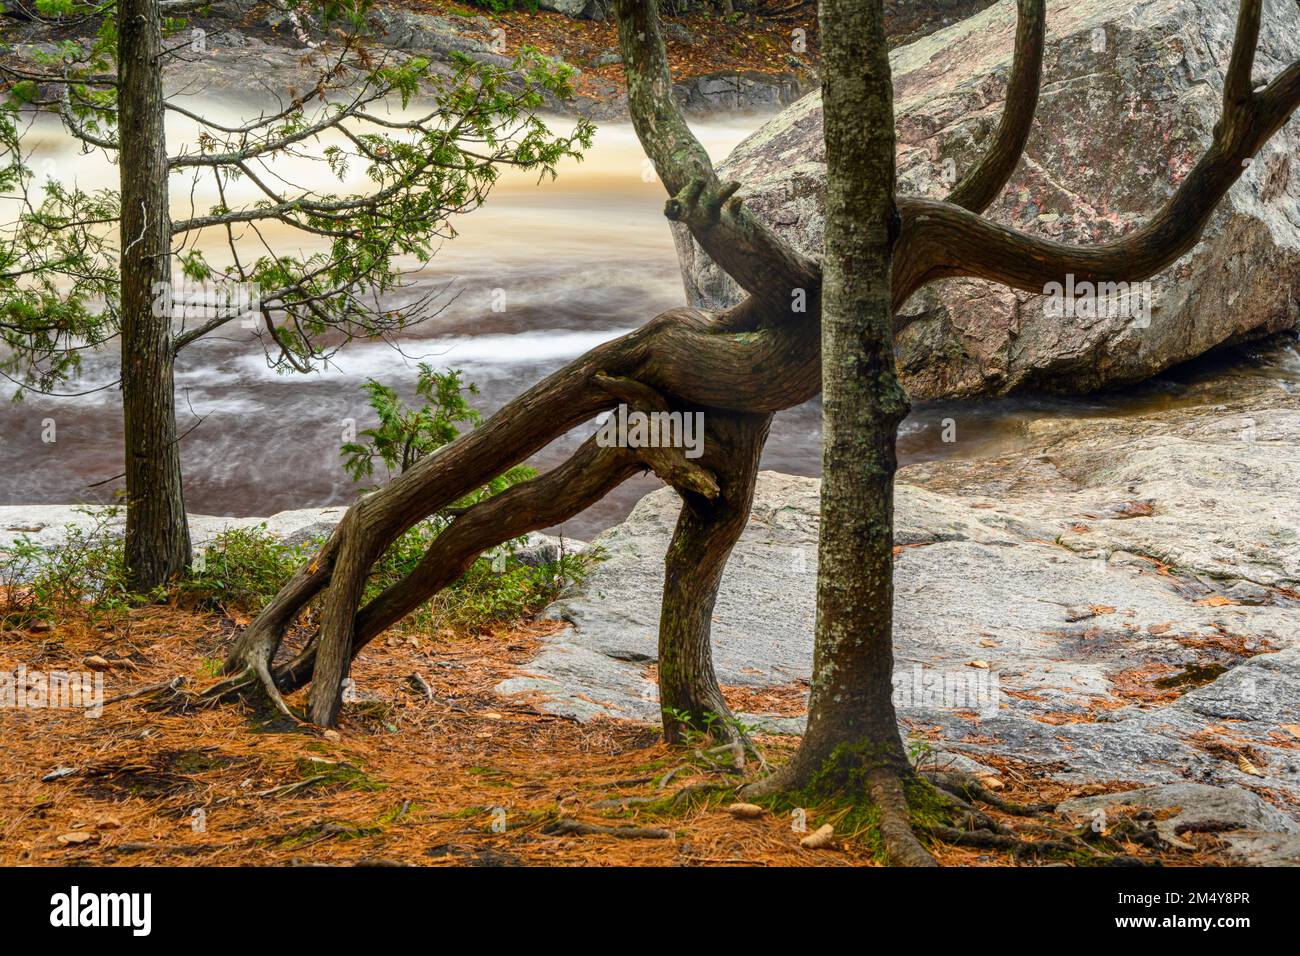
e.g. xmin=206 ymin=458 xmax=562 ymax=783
xmin=677 ymin=0 xmax=1300 ymax=397
xmin=538 ymin=0 xmax=607 ymax=20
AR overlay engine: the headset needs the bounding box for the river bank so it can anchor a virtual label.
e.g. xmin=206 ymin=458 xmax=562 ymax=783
xmin=2 ymin=1 xmax=815 ymax=118
xmin=7 ymin=326 xmax=1298 ymax=864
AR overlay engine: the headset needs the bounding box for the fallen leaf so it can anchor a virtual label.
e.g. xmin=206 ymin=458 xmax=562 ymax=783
xmin=1112 ymin=499 xmax=1156 ymax=518
xmin=1237 ymin=754 xmax=1264 ymax=777
xmin=800 ymin=823 xmax=835 ymax=849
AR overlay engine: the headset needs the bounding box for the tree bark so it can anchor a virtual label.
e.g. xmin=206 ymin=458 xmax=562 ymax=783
xmin=657 ymin=410 xmax=771 ymax=743
xmin=742 ymin=0 xmax=935 ymax=867
xmin=118 ymin=0 xmax=190 ymax=591
xmin=798 ymin=0 xmax=908 ymax=792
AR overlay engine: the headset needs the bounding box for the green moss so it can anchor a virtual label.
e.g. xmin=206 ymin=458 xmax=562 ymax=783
xmin=294 ymin=757 xmax=386 ymax=792
xmin=741 ymin=742 xmax=964 ymax=861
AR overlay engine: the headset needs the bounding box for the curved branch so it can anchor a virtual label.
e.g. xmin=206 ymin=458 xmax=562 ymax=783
xmin=944 ymin=0 xmax=1046 ymax=213
xmin=895 ymin=0 xmax=1300 ymax=306
xmin=612 ymin=0 xmax=819 ymax=317
xmin=593 ymin=372 xmax=719 ymax=499
xmin=266 ymin=436 xmax=646 ymax=692
xmin=220 ymin=300 xmax=821 ymax=691
xmin=1224 ymin=0 xmax=1262 ymax=109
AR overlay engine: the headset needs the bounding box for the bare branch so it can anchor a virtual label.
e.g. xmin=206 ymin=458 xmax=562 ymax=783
xmin=894 ymin=0 xmax=1300 ymax=307
xmin=1224 ymin=0 xmax=1262 ymax=108
xmin=593 ymin=372 xmax=719 ymax=500
xmin=945 ymin=0 xmax=1046 ymax=212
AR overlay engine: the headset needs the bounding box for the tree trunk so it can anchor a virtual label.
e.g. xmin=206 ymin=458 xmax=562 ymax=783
xmin=118 ymin=0 xmax=190 ymax=591
xmin=797 ymin=0 xmax=907 ymax=787
xmin=657 ymin=410 xmax=771 ymax=743
xmin=741 ymin=0 xmax=935 ymax=867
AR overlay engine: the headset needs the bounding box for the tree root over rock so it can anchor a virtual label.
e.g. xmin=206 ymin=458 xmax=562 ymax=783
xmin=739 ymin=760 xmax=1150 ymax=866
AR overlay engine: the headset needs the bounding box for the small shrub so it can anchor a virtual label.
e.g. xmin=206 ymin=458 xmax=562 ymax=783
xmin=371 ymin=531 xmax=599 ymax=635
xmin=340 ymin=364 xmax=536 ymax=511
xmin=0 ymin=506 xmax=139 ymax=628
xmin=179 ymin=526 xmax=317 ymax=615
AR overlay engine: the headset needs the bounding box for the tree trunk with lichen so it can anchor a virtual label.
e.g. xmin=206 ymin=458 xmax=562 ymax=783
xmin=118 ymin=0 xmax=191 ymax=591
xmin=738 ymin=0 xmax=937 ymax=868
xmin=657 ymin=409 xmax=772 ymax=743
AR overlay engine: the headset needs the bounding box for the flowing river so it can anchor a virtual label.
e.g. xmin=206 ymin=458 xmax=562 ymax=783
xmin=2 ymin=105 xmax=1299 ymax=538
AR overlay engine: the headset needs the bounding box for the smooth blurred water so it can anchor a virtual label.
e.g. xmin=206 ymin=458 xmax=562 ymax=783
xmin=2 ymin=106 xmax=1298 ymax=538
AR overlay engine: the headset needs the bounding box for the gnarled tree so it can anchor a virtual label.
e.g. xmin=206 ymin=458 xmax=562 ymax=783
xmin=202 ymin=0 xmax=1298 ymax=859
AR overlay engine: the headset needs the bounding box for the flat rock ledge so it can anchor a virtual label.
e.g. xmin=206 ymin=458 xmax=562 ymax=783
xmin=0 ymin=505 xmax=349 ymax=555
xmin=496 ymin=382 xmax=1300 ymax=851
xmin=0 ymin=505 xmax=573 ymax=569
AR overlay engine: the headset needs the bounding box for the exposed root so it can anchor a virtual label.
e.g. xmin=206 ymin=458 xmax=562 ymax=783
xmin=867 ymin=768 xmax=939 ymax=867
xmin=542 ymin=819 xmax=672 ymax=840
xmin=924 ymin=769 xmax=1055 ymax=816
xmin=657 ymin=764 xmax=691 ymax=789
xmin=739 ymin=759 xmax=1079 ymax=866
xmin=100 ymin=675 xmax=185 ymax=708
xmin=922 ymin=783 xmax=1014 ymax=835
xmin=923 ymin=824 xmax=1077 ymax=858
xmin=669 ymin=781 xmax=735 ymax=809
xmin=254 ymin=655 xmax=299 ymax=722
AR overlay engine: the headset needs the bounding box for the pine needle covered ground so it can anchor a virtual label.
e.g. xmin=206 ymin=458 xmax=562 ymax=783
xmin=0 ymin=601 xmax=1236 ymax=867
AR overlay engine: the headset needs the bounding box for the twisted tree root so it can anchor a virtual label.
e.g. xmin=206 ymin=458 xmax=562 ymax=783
xmin=923 ymin=824 xmax=1077 ymax=858
xmin=924 ymin=769 xmax=1055 ymax=816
